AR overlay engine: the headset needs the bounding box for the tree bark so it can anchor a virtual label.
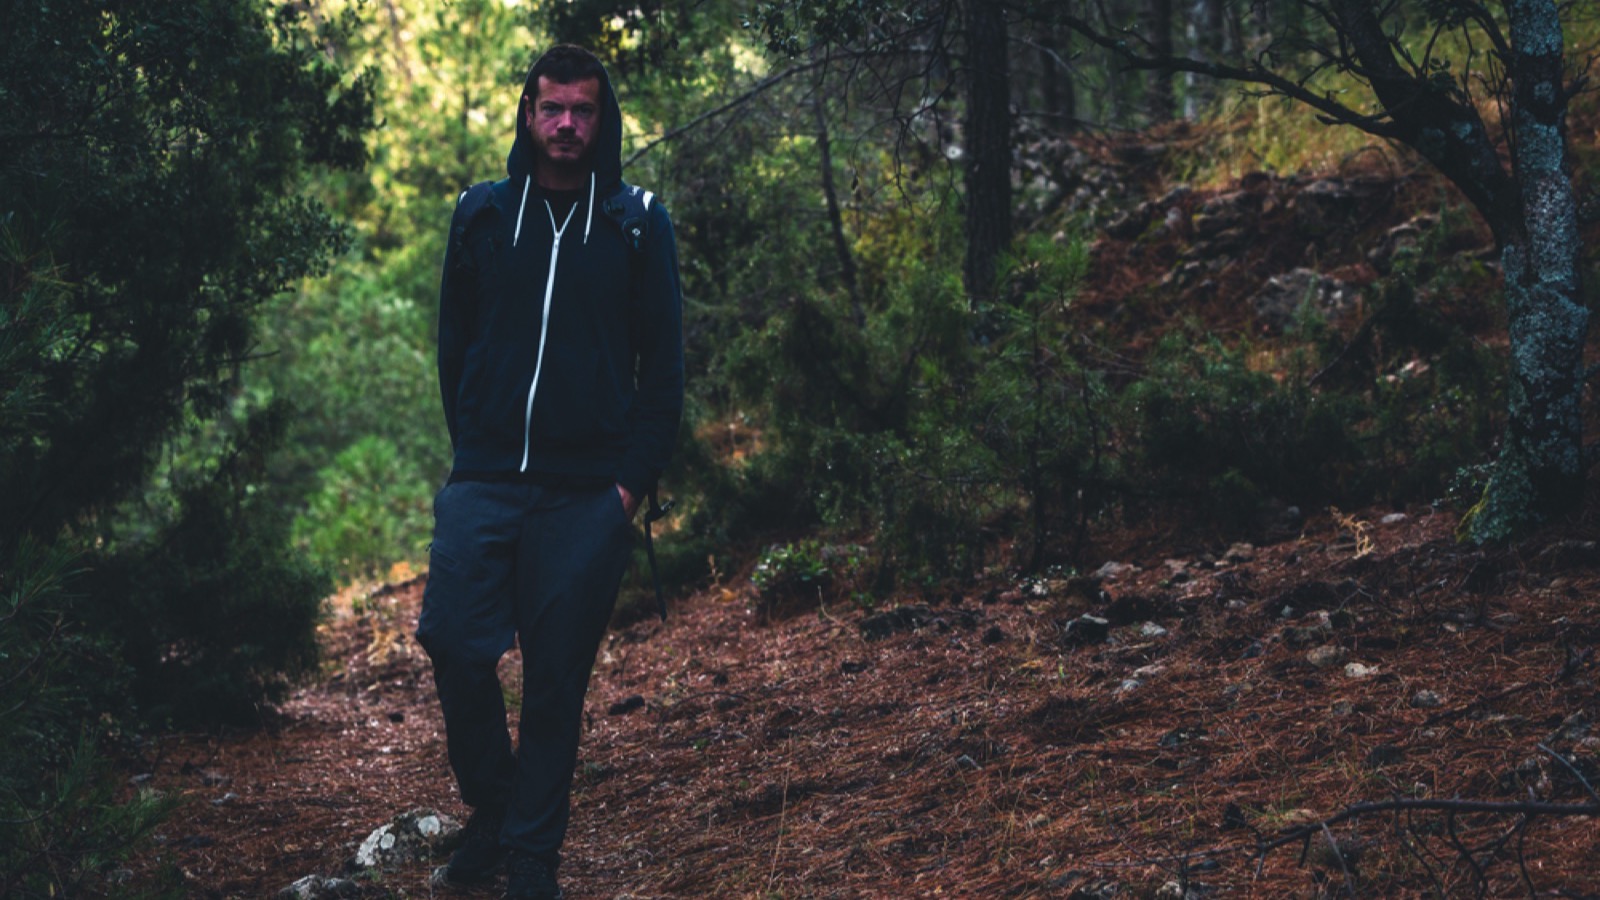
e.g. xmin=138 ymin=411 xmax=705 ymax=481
xmin=1465 ymin=0 xmax=1588 ymax=540
xmin=814 ymin=95 xmax=862 ymax=325
xmin=1143 ymin=0 xmax=1175 ymax=123
xmin=962 ymin=0 xmax=1012 ymax=306
xmin=1039 ymin=19 xmax=1075 ymax=131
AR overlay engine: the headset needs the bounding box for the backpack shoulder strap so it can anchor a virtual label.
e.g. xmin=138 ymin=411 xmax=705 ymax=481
xmin=600 ymin=181 xmax=655 ymax=253
xmin=448 ymin=180 xmax=496 ymax=261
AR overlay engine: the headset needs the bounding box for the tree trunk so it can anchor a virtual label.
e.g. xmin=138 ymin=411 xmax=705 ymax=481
xmin=1143 ymin=0 xmax=1175 ymax=123
xmin=1039 ymin=19 xmax=1075 ymax=131
xmin=1465 ymin=0 xmax=1588 ymax=540
xmin=814 ymin=95 xmax=862 ymax=325
xmin=962 ymin=0 xmax=1012 ymax=306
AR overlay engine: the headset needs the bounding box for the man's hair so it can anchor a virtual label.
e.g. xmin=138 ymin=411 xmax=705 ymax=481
xmin=528 ymin=44 xmax=606 ymax=94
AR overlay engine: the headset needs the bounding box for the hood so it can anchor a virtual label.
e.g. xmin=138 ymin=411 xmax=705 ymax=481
xmin=507 ymin=57 xmax=624 ymax=191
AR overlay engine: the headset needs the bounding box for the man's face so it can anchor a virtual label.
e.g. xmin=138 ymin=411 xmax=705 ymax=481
xmin=524 ymin=76 xmax=602 ymax=174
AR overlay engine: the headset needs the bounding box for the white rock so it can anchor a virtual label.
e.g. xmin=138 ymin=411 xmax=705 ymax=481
xmin=355 ymin=825 xmax=393 ymax=868
xmin=1140 ymin=622 xmax=1169 ymax=638
xmin=416 ymin=814 xmax=441 ymax=837
xmin=1344 ymin=662 xmax=1379 ymax=679
xmin=1095 ymin=561 xmax=1136 ymax=580
xmin=1381 ymin=512 xmax=1407 ymax=525
xmin=1306 ymin=645 xmax=1347 ymax=668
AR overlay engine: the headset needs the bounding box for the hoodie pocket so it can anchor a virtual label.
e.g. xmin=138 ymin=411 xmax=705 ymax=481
xmin=531 ymin=353 xmax=628 ymax=450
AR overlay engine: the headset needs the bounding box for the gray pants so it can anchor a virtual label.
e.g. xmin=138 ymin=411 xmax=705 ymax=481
xmin=415 ymin=480 xmax=632 ymax=858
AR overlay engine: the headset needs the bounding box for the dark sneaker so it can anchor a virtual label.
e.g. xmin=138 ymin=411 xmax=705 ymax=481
xmin=441 ymin=806 xmax=507 ymax=885
xmin=504 ymin=850 xmax=563 ymax=900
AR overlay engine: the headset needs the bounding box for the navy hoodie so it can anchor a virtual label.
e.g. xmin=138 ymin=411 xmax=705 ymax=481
xmin=436 ymin=59 xmax=684 ymax=500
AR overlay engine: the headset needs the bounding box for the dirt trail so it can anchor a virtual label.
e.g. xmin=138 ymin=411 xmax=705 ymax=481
xmin=133 ymin=508 xmax=1600 ymax=898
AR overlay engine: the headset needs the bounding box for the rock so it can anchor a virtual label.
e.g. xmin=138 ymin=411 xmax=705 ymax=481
xmin=1104 ymin=205 xmax=1153 ymax=240
xmin=1224 ymin=542 xmax=1255 ymax=563
xmin=1344 ymin=662 xmax=1379 ymax=680
xmin=1140 ymin=622 xmax=1169 ymax=638
xmin=1159 ymin=727 xmax=1207 ymax=748
xmin=1193 ymin=190 xmax=1260 ymax=237
xmin=1550 ymin=711 xmax=1591 ymax=743
xmin=1093 ymin=561 xmax=1136 ymax=581
xmin=1283 ymin=624 xmax=1330 ymax=648
xmin=860 ymin=604 xmax=936 ymax=640
xmin=1061 ymin=614 xmax=1111 ymax=646
xmin=1534 ymin=540 xmax=1600 ymax=572
xmin=1380 ymin=512 xmax=1408 ymax=525
xmin=1288 ymin=178 xmax=1362 ymax=234
xmin=1306 ymin=645 xmax=1347 ymax=668
xmin=1104 ymin=593 xmax=1171 ymax=626
xmin=1367 ymin=215 xmax=1437 ymax=274
xmin=350 ymin=808 xmax=460 ymax=872
xmin=1366 ymin=744 xmax=1404 ymax=768
xmin=608 ymin=695 xmax=646 ymax=716
xmin=1410 ymin=690 xmax=1443 ymax=709
xmin=278 ymin=875 xmax=360 ymax=899
xmin=1250 ymin=268 xmax=1358 ymax=333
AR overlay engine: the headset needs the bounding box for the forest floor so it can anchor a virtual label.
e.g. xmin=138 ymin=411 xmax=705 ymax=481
xmin=128 ymin=503 xmax=1600 ymax=898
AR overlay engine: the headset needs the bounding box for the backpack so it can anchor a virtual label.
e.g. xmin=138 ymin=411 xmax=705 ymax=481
xmin=448 ymin=179 xmax=654 ymax=264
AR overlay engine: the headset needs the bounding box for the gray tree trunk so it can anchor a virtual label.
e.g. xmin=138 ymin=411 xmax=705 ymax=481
xmin=1464 ymin=0 xmax=1588 ymax=540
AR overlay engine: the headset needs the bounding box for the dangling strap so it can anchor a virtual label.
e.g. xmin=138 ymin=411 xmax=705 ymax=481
xmin=642 ymin=489 xmax=675 ymax=621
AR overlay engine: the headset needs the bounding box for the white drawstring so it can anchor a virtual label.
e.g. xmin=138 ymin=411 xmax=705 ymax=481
xmin=519 ymin=199 xmax=578 ymax=472
xmin=513 ymin=175 xmax=531 ymax=247
xmin=583 ymin=171 xmax=595 ymax=245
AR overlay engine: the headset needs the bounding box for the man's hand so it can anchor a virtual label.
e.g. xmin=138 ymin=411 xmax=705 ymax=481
xmin=615 ymin=483 xmax=640 ymax=521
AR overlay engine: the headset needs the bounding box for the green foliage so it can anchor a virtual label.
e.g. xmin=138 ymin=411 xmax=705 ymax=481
xmin=751 ymin=539 xmax=865 ymax=616
xmin=0 ymin=0 xmax=372 ymax=547
xmin=745 ymin=0 xmax=904 ymax=56
xmin=91 ymin=403 xmax=331 ymax=725
xmin=1 ymin=0 xmax=370 ymax=886
xmin=293 ymin=436 xmax=434 ymax=579
xmin=0 ymin=543 xmax=180 ymax=899
xmin=244 ymin=0 xmax=537 ymax=582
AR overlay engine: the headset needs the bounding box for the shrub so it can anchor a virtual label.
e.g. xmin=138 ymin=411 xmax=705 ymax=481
xmin=89 ymin=404 xmax=331 ymax=726
xmin=0 ymin=542 xmax=180 ymax=899
xmin=292 ymin=434 xmax=434 ymax=580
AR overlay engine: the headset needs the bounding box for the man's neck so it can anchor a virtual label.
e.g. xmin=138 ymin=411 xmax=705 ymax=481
xmin=537 ymin=164 xmax=589 ymax=193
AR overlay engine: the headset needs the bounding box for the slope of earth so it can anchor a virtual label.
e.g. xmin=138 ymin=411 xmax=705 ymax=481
xmin=128 ymin=506 xmax=1600 ymax=898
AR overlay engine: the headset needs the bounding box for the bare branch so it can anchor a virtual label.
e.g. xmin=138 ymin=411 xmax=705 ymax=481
xmin=1057 ymin=14 xmax=1405 ymax=140
xmin=1256 ymin=797 xmax=1600 ymax=857
xmin=1539 ymin=742 xmax=1600 ymax=806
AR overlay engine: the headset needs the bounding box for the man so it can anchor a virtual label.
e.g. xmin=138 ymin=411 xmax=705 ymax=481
xmin=415 ymin=44 xmax=684 ymax=900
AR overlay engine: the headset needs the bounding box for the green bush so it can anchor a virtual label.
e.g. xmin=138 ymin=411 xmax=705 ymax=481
xmin=90 ymin=404 xmax=331 ymax=726
xmin=292 ymin=435 xmax=434 ymax=580
xmin=751 ymin=539 xmax=865 ymax=618
xmin=0 ymin=542 xmax=180 ymax=899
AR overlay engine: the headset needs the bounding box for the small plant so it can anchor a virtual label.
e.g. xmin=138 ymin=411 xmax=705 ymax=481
xmin=751 ymin=540 xmax=865 ymax=619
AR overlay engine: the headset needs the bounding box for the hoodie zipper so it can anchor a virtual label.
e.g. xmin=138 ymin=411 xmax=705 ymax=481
xmin=519 ymin=196 xmax=578 ymax=472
